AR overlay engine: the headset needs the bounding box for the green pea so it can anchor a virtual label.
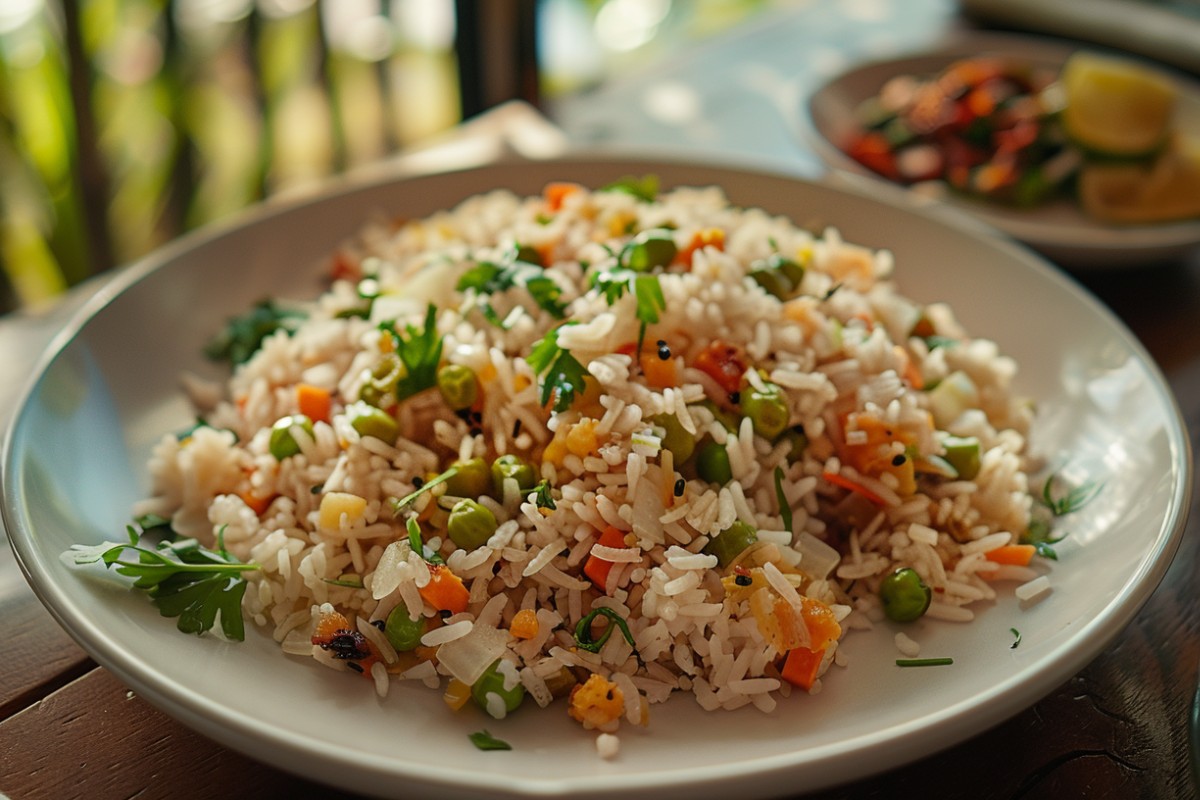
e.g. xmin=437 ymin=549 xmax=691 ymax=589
xmin=695 ymin=440 xmax=733 ymax=485
xmin=269 ymin=414 xmax=314 ymax=460
xmin=447 ymin=498 xmax=498 ymax=550
xmin=742 ymin=382 xmax=789 ymax=441
xmin=348 ymin=402 xmax=399 ymax=445
xmin=772 ymin=254 xmax=806 ymax=288
xmin=623 ymin=229 xmax=677 ymax=272
xmin=703 ymin=520 xmax=758 ymax=568
xmin=880 ymin=567 xmax=932 ymax=622
xmin=652 ymin=413 xmax=696 ymax=463
xmin=749 ymin=254 xmax=805 ymax=300
xmin=384 ymin=607 xmax=426 ymax=651
xmin=444 ymin=457 xmax=492 ymax=498
xmin=472 ymin=659 xmax=526 ymax=716
xmin=492 ymin=454 xmax=536 ymax=495
xmin=360 ymin=354 xmax=401 ymax=406
xmin=437 ymin=364 xmax=478 ymax=411
xmin=513 ymin=244 xmax=542 ymax=266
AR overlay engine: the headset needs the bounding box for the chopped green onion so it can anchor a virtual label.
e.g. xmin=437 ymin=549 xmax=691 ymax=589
xmin=896 ymin=657 xmax=954 ymax=667
xmin=468 ymin=730 xmax=513 ymax=751
xmin=1010 ymin=628 xmax=1022 ymax=649
xmin=574 ymin=607 xmax=637 ymax=654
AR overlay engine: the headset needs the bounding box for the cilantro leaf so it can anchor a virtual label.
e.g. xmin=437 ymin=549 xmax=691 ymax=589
xmin=205 ymin=299 xmax=306 ymax=365
xmin=601 ymin=174 xmax=659 ymax=203
xmin=380 ymin=304 xmax=443 ymax=401
xmin=526 ymin=328 xmax=591 ymax=413
xmin=456 ymin=248 xmax=566 ymax=322
xmin=530 ymin=479 xmax=557 ymax=511
xmin=63 ymin=523 xmax=259 ymax=640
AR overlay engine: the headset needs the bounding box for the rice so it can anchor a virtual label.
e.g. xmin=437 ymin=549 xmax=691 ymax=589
xmin=134 ymin=179 xmax=1043 ymax=740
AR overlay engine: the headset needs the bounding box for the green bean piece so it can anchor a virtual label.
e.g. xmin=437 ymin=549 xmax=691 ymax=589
xmin=652 ymin=413 xmax=696 ymax=463
xmin=491 ymin=454 xmax=536 ymax=495
xmin=269 ymin=414 xmax=315 ymax=460
xmin=472 ymin=659 xmax=526 ymax=716
xmin=703 ymin=520 xmax=759 ymax=567
xmin=942 ymin=435 xmax=982 ymax=481
xmin=624 ymin=229 xmax=677 ymax=272
xmin=447 ymin=499 xmax=498 ymax=550
xmin=880 ymin=567 xmax=932 ymax=622
xmin=742 ymin=382 xmax=790 ymax=440
xmin=348 ymin=402 xmax=399 ymax=445
xmin=695 ymin=440 xmax=733 ymax=485
xmin=437 ymin=363 xmax=479 ymax=411
xmin=444 ymin=457 xmax=492 ymax=498
xmin=384 ymin=607 xmax=427 ymax=651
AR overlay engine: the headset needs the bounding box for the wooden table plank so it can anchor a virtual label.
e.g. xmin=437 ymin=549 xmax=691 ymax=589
xmin=0 ymin=668 xmax=361 ymax=800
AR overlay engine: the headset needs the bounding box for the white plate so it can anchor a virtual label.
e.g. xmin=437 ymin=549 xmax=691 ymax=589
xmin=802 ymin=31 xmax=1200 ymax=268
xmin=3 ymin=156 xmax=1191 ymax=798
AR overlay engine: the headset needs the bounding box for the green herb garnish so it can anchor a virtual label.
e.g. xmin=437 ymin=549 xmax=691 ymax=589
xmin=323 ymin=575 xmax=364 ymax=588
xmin=205 ymin=299 xmax=306 ymax=365
xmin=575 ymin=607 xmax=637 ymax=654
xmin=896 ymin=657 xmax=954 ymax=667
xmin=390 ymin=465 xmax=462 ymax=514
xmin=1039 ymin=471 xmax=1103 ymax=516
xmin=457 ymin=247 xmax=567 ymax=322
xmin=64 ymin=524 xmax=259 ymax=640
xmin=379 ymin=304 xmax=443 ymax=401
xmin=601 ymin=174 xmax=659 ymax=203
xmin=1009 ymin=628 xmax=1022 ymax=649
xmin=525 ymin=327 xmax=592 ymax=413
xmin=774 ymin=466 xmax=793 ymax=534
xmin=531 ymin=479 xmax=557 ymax=511
xmin=592 ymin=268 xmax=666 ymax=356
xmin=469 ymin=729 xmax=513 ymax=751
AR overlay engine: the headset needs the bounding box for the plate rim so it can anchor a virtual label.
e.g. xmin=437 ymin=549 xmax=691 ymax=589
xmin=3 ymin=152 xmax=1193 ymax=797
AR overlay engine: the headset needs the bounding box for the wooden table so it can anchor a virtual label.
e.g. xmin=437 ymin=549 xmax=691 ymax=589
xmin=4 ymin=6 xmax=1200 ymax=798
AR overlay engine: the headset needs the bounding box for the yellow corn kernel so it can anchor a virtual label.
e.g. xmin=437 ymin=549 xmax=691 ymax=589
xmin=509 ymin=608 xmax=539 ymax=640
xmin=318 ymin=492 xmax=367 ymax=530
xmin=565 ymin=419 xmax=599 ymax=458
xmin=478 ymin=362 xmax=498 ymax=383
xmin=443 ymin=678 xmax=472 ymax=711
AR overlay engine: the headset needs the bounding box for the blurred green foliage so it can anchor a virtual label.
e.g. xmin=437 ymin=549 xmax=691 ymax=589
xmin=0 ymin=0 xmax=460 ymax=314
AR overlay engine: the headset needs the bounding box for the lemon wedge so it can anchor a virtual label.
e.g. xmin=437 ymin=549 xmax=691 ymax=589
xmin=1061 ymin=52 xmax=1177 ymax=158
xmin=1078 ymin=134 xmax=1200 ymax=223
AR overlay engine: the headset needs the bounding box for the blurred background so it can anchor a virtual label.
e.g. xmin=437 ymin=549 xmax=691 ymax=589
xmin=0 ymin=0 xmax=790 ymax=315
xmin=3 ymin=0 xmax=1199 ymax=316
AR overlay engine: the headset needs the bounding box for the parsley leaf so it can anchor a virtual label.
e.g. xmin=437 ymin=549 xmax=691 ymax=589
xmin=530 ymin=479 xmax=557 ymax=510
xmin=456 ymin=247 xmax=566 ymax=322
xmin=64 ymin=524 xmax=259 ymax=640
xmin=379 ymin=304 xmax=443 ymax=401
xmin=601 ymin=174 xmax=660 ymax=203
xmin=205 ymin=299 xmax=306 ymax=365
xmin=526 ymin=328 xmax=591 ymax=413
xmin=468 ymin=730 xmax=512 ymax=751
xmin=591 ymin=268 xmax=666 ymax=354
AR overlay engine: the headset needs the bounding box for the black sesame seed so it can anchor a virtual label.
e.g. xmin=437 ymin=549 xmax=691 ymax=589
xmin=512 ymin=419 xmax=523 ymax=438
xmin=412 ymin=476 xmax=425 ymax=488
xmin=469 ymin=427 xmax=483 ymax=437
xmin=372 ymin=620 xmax=386 ymax=631
xmin=729 ymin=391 xmax=741 ymax=405
xmin=440 ymin=609 xmax=453 ymax=618
xmin=734 ymin=574 xmax=753 ymax=586
xmin=656 ymin=340 xmax=671 ymax=360
xmin=346 ymin=661 xmax=364 ymax=674
xmin=673 ymin=478 xmax=686 ymax=497
xmin=891 ymin=454 xmax=907 ymax=467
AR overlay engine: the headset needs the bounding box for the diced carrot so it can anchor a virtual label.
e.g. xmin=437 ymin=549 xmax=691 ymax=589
xmin=984 ymin=543 xmax=1036 ymax=566
xmin=678 ymin=228 xmax=725 ymax=267
xmin=418 ymin=564 xmax=470 ymax=613
xmin=583 ymin=525 xmax=628 ymax=591
xmin=296 ymin=383 xmax=332 ymax=424
xmin=895 ymin=345 xmax=924 ymax=390
xmin=799 ymin=596 xmax=842 ymax=651
xmin=639 ymin=350 xmax=678 ymax=388
xmin=509 ymin=608 xmax=539 ymax=640
xmin=781 ymin=646 xmax=826 ymax=691
xmin=822 ymin=471 xmax=889 ymax=507
xmin=544 ymin=181 xmax=582 ymax=212
xmin=693 ymin=340 xmax=747 ymax=395
xmin=238 ymin=489 xmax=277 ymax=517
xmin=329 ymin=250 xmax=361 ymax=281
